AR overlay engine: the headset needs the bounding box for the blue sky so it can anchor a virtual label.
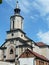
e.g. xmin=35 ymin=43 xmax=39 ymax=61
xmin=0 ymin=0 xmax=49 ymax=45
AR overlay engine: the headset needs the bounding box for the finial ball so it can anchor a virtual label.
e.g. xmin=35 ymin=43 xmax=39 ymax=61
xmin=17 ymin=1 xmax=18 ymax=3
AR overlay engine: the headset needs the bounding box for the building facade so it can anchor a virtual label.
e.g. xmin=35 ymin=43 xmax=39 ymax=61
xmin=19 ymin=49 xmax=49 ymax=65
xmin=0 ymin=1 xmax=33 ymax=62
xmin=0 ymin=1 xmax=49 ymax=65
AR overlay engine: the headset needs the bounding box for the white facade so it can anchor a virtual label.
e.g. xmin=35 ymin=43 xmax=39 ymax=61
xmin=40 ymin=47 xmax=49 ymax=59
xmin=33 ymin=44 xmax=41 ymax=54
xmin=33 ymin=43 xmax=49 ymax=60
xmin=0 ymin=61 xmax=15 ymax=65
xmin=0 ymin=49 xmax=3 ymax=60
xmin=10 ymin=14 xmax=23 ymax=30
xmin=19 ymin=58 xmax=36 ymax=65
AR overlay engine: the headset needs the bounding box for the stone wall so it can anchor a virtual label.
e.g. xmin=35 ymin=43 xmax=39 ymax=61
xmin=0 ymin=61 xmax=15 ymax=65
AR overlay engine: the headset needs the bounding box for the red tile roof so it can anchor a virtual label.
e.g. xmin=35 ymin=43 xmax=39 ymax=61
xmin=19 ymin=49 xmax=49 ymax=61
xmin=29 ymin=49 xmax=48 ymax=61
xmin=36 ymin=42 xmax=49 ymax=47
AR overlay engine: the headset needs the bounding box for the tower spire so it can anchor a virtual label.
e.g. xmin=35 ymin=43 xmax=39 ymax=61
xmin=16 ymin=1 xmax=19 ymax=8
xmin=14 ymin=1 xmax=21 ymax=14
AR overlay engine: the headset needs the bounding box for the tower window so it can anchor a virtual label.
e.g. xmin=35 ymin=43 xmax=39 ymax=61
xmin=4 ymin=55 xmax=6 ymax=58
xmin=10 ymin=49 xmax=13 ymax=54
xmin=21 ymin=34 xmax=23 ymax=37
xmin=12 ymin=33 xmax=14 ymax=36
xmin=13 ymin=21 xmax=14 ymax=29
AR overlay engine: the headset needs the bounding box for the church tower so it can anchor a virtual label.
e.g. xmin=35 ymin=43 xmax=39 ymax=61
xmin=0 ymin=1 xmax=49 ymax=64
xmin=1 ymin=1 xmax=33 ymax=62
xmin=10 ymin=1 xmax=23 ymax=30
xmin=7 ymin=1 xmax=25 ymax=40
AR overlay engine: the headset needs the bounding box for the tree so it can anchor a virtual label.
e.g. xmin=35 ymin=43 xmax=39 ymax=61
xmin=0 ymin=0 xmax=2 ymax=4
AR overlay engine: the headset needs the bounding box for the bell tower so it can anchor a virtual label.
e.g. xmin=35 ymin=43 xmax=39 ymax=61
xmin=10 ymin=1 xmax=24 ymax=30
xmin=1 ymin=1 xmax=33 ymax=61
xmin=6 ymin=1 xmax=25 ymax=40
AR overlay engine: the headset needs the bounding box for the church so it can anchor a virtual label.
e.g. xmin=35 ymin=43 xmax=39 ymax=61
xmin=0 ymin=1 xmax=49 ymax=65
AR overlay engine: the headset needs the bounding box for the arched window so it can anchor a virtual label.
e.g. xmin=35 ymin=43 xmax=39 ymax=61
xmin=10 ymin=49 xmax=13 ymax=54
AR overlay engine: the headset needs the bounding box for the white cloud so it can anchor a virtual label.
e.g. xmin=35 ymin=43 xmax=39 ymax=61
xmin=5 ymin=0 xmax=49 ymax=15
xmin=5 ymin=0 xmax=16 ymax=8
xmin=30 ymin=16 xmax=35 ymax=20
xmin=19 ymin=1 xmax=30 ymax=13
xmin=21 ymin=0 xmax=30 ymax=7
xmin=37 ymin=31 xmax=49 ymax=44
xmin=30 ymin=15 xmax=39 ymax=21
xmin=5 ymin=0 xmax=31 ymax=13
xmin=46 ymin=16 xmax=49 ymax=28
xmin=4 ymin=0 xmax=49 ymax=27
xmin=32 ymin=0 xmax=49 ymax=16
xmin=31 ymin=0 xmax=49 ymax=28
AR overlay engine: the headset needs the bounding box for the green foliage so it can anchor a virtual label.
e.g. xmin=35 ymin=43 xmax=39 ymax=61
xmin=0 ymin=0 xmax=2 ymax=4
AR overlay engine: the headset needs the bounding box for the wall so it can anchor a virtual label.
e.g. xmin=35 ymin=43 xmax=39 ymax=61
xmin=0 ymin=49 xmax=3 ymax=60
xmin=19 ymin=58 xmax=35 ymax=65
xmin=0 ymin=61 xmax=15 ymax=65
xmin=6 ymin=44 xmax=15 ymax=60
xmin=7 ymin=31 xmax=28 ymax=41
xmin=33 ymin=44 xmax=41 ymax=54
xmin=40 ymin=47 xmax=49 ymax=60
xmin=14 ymin=16 xmax=23 ymax=30
xmin=36 ymin=59 xmax=49 ymax=65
